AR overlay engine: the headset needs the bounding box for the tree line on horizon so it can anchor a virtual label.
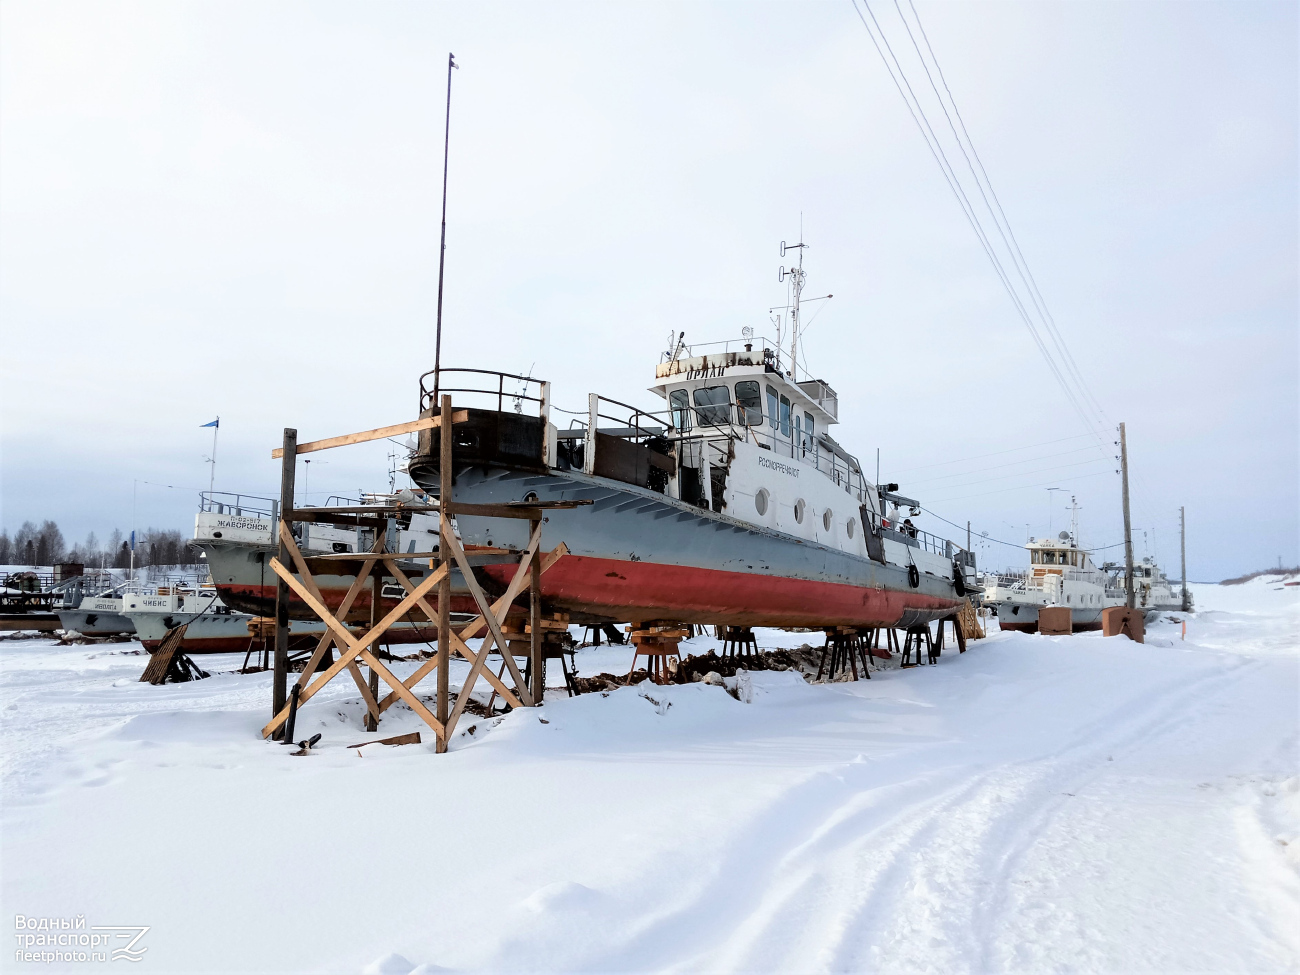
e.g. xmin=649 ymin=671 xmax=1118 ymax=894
xmin=0 ymin=521 xmax=199 ymax=568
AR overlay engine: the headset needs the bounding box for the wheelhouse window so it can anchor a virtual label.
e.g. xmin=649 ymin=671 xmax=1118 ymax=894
xmin=692 ymin=385 xmax=732 ymax=425
xmin=779 ymin=395 xmax=791 ymax=437
xmin=803 ymin=411 xmax=815 ymax=455
xmin=736 ymin=381 xmax=763 ymax=426
xmin=766 ymin=385 xmax=779 ymax=430
xmin=669 ymin=389 xmax=692 ymax=432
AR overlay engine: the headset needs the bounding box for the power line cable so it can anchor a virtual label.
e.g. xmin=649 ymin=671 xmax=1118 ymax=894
xmin=850 ymin=0 xmax=1112 ymax=452
xmin=901 ymin=0 xmax=1111 ymax=430
xmin=852 ymin=0 xmax=1091 ymax=431
xmin=921 ymin=505 xmax=1125 ymax=553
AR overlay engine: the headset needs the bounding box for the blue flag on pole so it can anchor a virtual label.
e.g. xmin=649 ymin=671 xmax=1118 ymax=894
xmin=201 ymin=418 xmax=219 ymax=428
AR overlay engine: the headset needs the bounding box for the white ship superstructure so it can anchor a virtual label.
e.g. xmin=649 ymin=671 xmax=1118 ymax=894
xmin=983 ymin=530 xmax=1125 ymax=632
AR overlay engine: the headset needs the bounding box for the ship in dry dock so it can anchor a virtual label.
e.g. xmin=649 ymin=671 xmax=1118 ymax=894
xmin=404 ymin=245 xmax=978 ymax=629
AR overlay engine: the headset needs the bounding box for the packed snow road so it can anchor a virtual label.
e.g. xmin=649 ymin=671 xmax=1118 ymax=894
xmin=2 ymin=578 xmax=1296 ymax=974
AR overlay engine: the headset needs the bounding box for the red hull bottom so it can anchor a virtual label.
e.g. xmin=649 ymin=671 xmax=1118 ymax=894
xmin=220 ymin=557 xmax=959 ymax=629
xmin=483 ymin=554 xmax=959 ymax=628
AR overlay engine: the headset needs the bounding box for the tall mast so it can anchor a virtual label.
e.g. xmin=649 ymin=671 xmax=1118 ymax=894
xmin=432 ymin=52 xmax=458 ymax=402
xmin=1120 ymin=422 xmax=1135 ymax=609
xmin=780 ymin=240 xmax=807 ymax=380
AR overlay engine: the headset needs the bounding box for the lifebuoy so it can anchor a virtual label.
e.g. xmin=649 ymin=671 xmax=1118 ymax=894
xmin=907 ymin=564 xmax=920 ymax=589
xmin=952 ymin=561 xmax=966 ymax=597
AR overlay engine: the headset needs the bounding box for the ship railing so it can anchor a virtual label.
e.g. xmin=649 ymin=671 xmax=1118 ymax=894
xmin=122 ymin=568 xmax=213 ymax=597
xmin=666 ymin=335 xmax=781 ymax=363
xmin=864 ymin=510 xmax=973 ymax=565
xmin=583 ymin=394 xmax=672 ymax=443
xmin=199 ymin=491 xmax=278 ymax=520
xmin=418 ymin=367 xmax=551 ymax=419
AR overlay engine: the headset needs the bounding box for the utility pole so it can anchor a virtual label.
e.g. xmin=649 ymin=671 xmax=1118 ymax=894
xmin=1180 ymin=506 xmax=1189 ymax=612
xmin=1120 ymin=422 xmax=1135 ymax=609
xmin=432 ymin=52 xmax=458 ymax=403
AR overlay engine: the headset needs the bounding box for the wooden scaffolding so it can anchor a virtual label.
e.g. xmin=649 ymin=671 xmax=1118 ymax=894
xmin=261 ymin=396 xmax=585 ymax=752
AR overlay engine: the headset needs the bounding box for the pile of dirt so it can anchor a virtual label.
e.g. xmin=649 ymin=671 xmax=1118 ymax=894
xmin=675 ymin=647 xmax=822 ymax=682
xmin=568 ymin=646 xmax=826 ymax=694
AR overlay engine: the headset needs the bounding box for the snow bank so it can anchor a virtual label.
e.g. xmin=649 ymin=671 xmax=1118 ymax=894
xmin=1 ymin=582 xmax=1296 ymax=973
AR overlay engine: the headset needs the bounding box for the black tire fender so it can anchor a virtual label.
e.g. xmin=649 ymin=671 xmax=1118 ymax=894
xmin=952 ymin=561 xmax=966 ymax=597
xmin=907 ymin=564 xmax=920 ymax=589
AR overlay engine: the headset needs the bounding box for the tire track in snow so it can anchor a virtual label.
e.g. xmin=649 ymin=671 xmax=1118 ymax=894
xmin=968 ymin=654 xmax=1264 ymax=973
xmin=667 ymin=652 xmax=1263 ymax=973
xmin=831 ymin=653 xmax=1264 ymax=973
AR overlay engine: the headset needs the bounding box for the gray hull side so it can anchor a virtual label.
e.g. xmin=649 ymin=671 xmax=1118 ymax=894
xmin=990 ymin=599 xmax=1107 ymax=631
xmin=419 ymin=466 xmax=961 ymax=627
xmin=57 ymin=610 xmax=135 ymax=636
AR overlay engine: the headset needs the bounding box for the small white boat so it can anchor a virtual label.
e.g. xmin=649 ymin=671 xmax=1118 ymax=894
xmin=57 ymin=589 xmax=135 ymax=637
xmin=124 ymin=582 xmax=446 ymax=654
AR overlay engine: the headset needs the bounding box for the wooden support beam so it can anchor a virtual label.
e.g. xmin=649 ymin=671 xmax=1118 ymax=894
xmin=273 ymin=428 xmax=297 ymax=725
xmin=440 ymin=518 xmax=531 ymax=702
xmin=346 ymin=660 xmax=381 ymax=721
xmin=357 ymin=647 xmax=444 ymax=735
xmin=529 ymin=517 xmax=543 ymax=704
xmin=293 ymin=535 xmax=385 ymax=693
xmin=281 ymin=500 xmax=588 ymax=523
xmin=443 ymin=500 xmax=592 ymax=520
xmin=271 ymin=412 xmax=468 ymax=459
xmin=378 ymin=557 xmax=525 ymax=714
xmin=281 ymin=510 xmax=389 ymax=528
xmin=440 ymin=522 xmax=545 ymax=736
xmin=436 ymin=395 xmax=453 ymax=753
xmin=379 ymin=535 xmax=568 ymax=725
xmin=260 ymin=558 xmax=449 ymax=738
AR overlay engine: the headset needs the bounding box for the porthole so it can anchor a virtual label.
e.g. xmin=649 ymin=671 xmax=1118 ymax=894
xmin=847 ymin=518 xmax=856 ymax=539
xmin=794 ymin=499 xmax=806 ymax=524
xmin=823 ymin=509 xmax=833 ymax=532
xmin=754 ymin=489 xmax=769 ymax=516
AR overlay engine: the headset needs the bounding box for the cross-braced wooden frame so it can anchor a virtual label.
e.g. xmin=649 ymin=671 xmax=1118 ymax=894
xmin=260 ymin=395 xmax=584 ymax=753
xmin=260 ymin=517 xmax=567 ymax=749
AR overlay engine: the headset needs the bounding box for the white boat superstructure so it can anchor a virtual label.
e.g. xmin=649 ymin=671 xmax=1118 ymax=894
xmin=194 ymin=491 xmax=446 ymax=559
xmin=983 ymin=530 xmax=1125 ymax=632
xmin=640 ymin=337 xmax=967 ymax=586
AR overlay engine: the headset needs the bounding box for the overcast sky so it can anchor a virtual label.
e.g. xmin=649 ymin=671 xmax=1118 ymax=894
xmin=2 ymin=0 xmax=1295 ymax=579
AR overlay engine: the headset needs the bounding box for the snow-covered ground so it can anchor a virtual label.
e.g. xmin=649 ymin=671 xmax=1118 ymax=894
xmin=2 ymin=578 xmax=1296 ymax=974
